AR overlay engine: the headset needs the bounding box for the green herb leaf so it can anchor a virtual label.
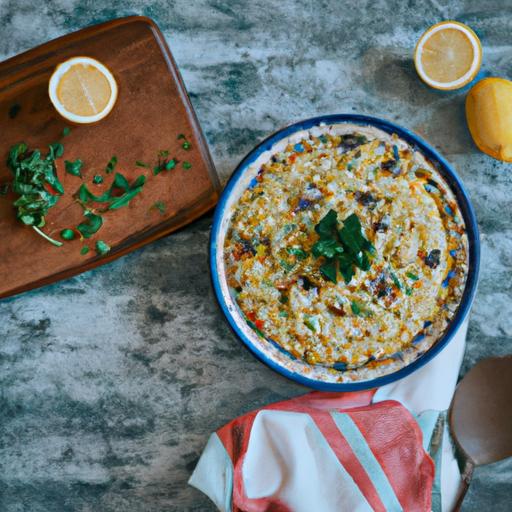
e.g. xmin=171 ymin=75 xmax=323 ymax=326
xmin=339 ymin=263 xmax=354 ymax=284
xmin=65 ymin=159 xmax=83 ymax=177
xmin=351 ymin=301 xmax=361 ymax=316
xmin=152 ymin=200 xmax=166 ymax=214
xmin=62 ymin=127 xmax=71 ymax=137
xmin=177 ymin=134 xmax=186 ymax=140
xmin=182 ymin=141 xmax=191 ymax=150
xmin=287 ymin=247 xmax=308 ymax=260
xmin=312 ymin=211 xmax=374 ymax=284
xmin=304 ymin=314 xmax=320 ymax=332
xmin=278 ymin=310 xmax=289 ymax=318
xmin=77 ymin=172 xmax=146 ymax=209
xmin=80 ymin=246 xmax=89 ymax=255
xmin=7 ymin=141 xmax=65 ymax=245
xmin=165 ymin=159 xmax=176 ymax=170
xmin=95 ymin=240 xmax=110 ymax=255
xmin=182 ymin=161 xmax=192 ymax=170
xmin=60 ymin=228 xmax=75 ymax=241
xmin=320 ymin=259 xmax=337 ymax=283
xmin=405 ymin=287 xmax=413 ymax=296
xmin=92 ymin=175 xmax=104 ymax=184
xmin=406 ymin=271 xmax=419 ymax=281
xmin=77 ymin=211 xmax=103 ymax=238
xmin=105 ymin=156 xmax=118 ymax=174
xmin=279 ymin=259 xmax=296 ymax=272
xmin=312 ymin=238 xmax=343 ymax=258
xmin=390 ymin=272 xmax=402 ymax=289
xmin=315 ymin=209 xmax=338 ymax=239
xmin=136 ymin=160 xmax=149 ymax=168
xmin=48 ymin=142 xmax=64 ymax=159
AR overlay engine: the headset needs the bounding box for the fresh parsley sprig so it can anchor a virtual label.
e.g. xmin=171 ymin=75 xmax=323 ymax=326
xmin=312 ymin=210 xmax=375 ymax=284
xmin=7 ymin=142 xmax=65 ymax=246
xmin=77 ymin=172 xmax=146 ymax=211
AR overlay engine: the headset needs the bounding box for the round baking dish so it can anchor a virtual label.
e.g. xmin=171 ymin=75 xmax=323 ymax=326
xmin=210 ymin=114 xmax=480 ymax=391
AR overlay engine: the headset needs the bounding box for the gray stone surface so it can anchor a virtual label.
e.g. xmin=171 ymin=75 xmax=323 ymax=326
xmin=0 ymin=0 xmax=511 ymax=510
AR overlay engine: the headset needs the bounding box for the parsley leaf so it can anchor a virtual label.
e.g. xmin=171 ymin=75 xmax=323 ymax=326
xmin=406 ymin=271 xmax=419 ymax=281
xmin=77 ymin=172 xmax=146 ymax=210
xmin=315 ymin=209 xmax=338 ymax=239
xmin=312 ymin=211 xmax=374 ymax=284
xmin=65 ymin=159 xmax=83 ymax=177
xmin=77 ymin=211 xmax=103 ymax=238
xmin=152 ymin=201 xmax=166 ymax=214
xmin=287 ymin=247 xmax=308 ymax=260
xmin=7 ymin=141 xmax=65 ymax=246
xmin=105 ymin=156 xmax=118 ymax=174
xmin=320 ymin=260 xmax=337 ymax=282
xmin=95 ymin=240 xmax=110 ymax=255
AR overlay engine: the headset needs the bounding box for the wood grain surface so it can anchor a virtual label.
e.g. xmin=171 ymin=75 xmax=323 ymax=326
xmin=0 ymin=16 xmax=220 ymax=299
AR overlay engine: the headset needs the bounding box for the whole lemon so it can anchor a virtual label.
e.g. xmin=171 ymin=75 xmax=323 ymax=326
xmin=466 ymin=77 xmax=512 ymax=162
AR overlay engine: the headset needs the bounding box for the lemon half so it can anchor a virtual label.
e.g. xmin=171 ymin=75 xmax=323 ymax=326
xmin=49 ymin=56 xmax=118 ymax=124
xmin=414 ymin=21 xmax=482 ymax=91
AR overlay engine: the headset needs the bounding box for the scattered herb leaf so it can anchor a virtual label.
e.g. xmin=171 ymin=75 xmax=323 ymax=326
xmin=62 ymin=127 xmax=71 ymax=137
xmin=65 ymin=159 xmax=83 ymax=177
xmin=80 ymin=246 xmax=89 ymax=255
xmin=158 ymin=150 xmax=169 ymax=158
xmin=287 ymin=247 xmax=308 ymax=260
xmin=77 ymin=172 xmax=146 ymax=210
xmin=182 ymin=141 xmax=191 ymax=150
xmin=320 ymin=260 xmax=338 ymax=283
xmin=351 ymin=301 xmax=362 ymax=316
xmin=304 ymin=315 xmax=319 ymax=332
xmin=390 ymin=272 xmax=402 ymax=289
xmin=177 ymin=134 xmax=186 ymax=140
xmin=182 ymin=161 xmax=192 ymax=170
xmin=406 ymin=271 xmax=419 ymax=281
xmin=95 ymin=240 xmax=110 ymax=255
xmin=92 ymin=175 xmax=104 ymax=184
xmin=136 ymin=160 xmax=149 ymax=168
xmin=60 ymin=228 xmax=75 ymax=240
xmin=77 ymin=211 xmax=103 ymax=238
xmin=152 ymin=200 xmax=166 ymax=214
xmin=279 ymin=259 xmax=295 ymax=272
xmin=48 ymin=142 xmax=64 ymax=159
xmin=165 ymin=159 xmax=176 ymax=170
xmin=105 ymin=156 xmax=118 ymax=174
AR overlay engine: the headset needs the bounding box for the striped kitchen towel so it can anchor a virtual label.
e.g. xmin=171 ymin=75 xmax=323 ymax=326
xmin=190 ymin=323 xmax=467 ymax=512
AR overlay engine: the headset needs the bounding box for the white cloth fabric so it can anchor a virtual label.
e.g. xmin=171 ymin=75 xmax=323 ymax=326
xmin=190 ymin=321 xmax=468 ymax=511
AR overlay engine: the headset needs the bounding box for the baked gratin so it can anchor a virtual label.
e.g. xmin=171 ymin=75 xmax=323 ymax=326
xmin=223 ymin=124 xmax=468 ymax=379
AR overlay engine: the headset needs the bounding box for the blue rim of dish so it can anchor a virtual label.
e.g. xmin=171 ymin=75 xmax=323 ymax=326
xmin=210 ymin=114 xmax=480 ymax=391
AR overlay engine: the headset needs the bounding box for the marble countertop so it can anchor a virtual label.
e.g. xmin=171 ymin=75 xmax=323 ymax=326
xmin=1 ymin=1 xmax=511 ymax=510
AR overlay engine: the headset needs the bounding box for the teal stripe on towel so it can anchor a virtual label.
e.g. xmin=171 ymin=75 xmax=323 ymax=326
xmin=331 ymin=412 xmax=403 ymax=512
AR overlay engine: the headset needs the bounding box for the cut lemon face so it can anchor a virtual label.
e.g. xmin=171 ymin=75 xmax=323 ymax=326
xmin=48 ymin=56 xmax=118 ymax=124
xmin=414 ymin=21 xmax=482 ymax=90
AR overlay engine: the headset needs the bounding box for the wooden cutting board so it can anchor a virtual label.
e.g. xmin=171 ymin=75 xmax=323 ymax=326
xmin=0 ymin=16 xmax=220 ymax=299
